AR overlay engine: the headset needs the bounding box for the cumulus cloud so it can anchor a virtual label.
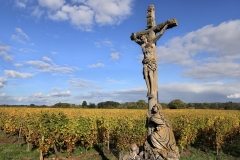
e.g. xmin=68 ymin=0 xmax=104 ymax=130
xmin=74 ymin=0 xmax=133 ymax=25
xmin=47 ymin=90 xmax=71 ymax=97
xmin=27 ymin=60 xmax=51 ymax=72
xmin=183 ymin=61 xmax=240 ymax=80
xmin=5 ymin=70 xmax=33 ymax=78
xmin=158 ymin=82 xmax=240 ymax=103
xmin=30 ymin=0 xmax=133 ymax=31
xmin=0 ymin=77 xmax=7 ymax=88
xmin=0 ymin=93 xmax=6 ymax=97
xmin=157 ymin=20 xmax=240 ymax=81
xmin=0 ymin=43 xmax=13 ymax=62
xmin=0 ymin=92 xmax=72 ymax=105
xmin=110 ymin=52 xmax=120 ymax=61
xmin=42 ymin=56 xmax=52 ymax=62
xmin=31 ymin=6 xmax=44 ymax=18
xmin=48 ymin=4 xmax=94 ymax=30
xmin=75 ymin=86 xmax=146 ymax=103
xmin=227 ymin=93 xmax=240 ymax=99
xmin=39 ymin=0 xmax=66 ymax=10
xmin=88 ymin=62 xmax=105 ymax=68
xmin=74 ymin=81 xmax=240 ymax=104
xmin=32 ymin=92 xmax=43 ymax=97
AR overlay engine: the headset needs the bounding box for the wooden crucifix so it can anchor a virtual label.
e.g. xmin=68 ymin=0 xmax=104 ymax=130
xmin=130 ymin=4 xmax=178 ymax=136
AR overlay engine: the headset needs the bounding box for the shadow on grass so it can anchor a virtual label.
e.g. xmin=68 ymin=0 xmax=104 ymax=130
xmin=93 ymin=145 xmax=110 ymax=160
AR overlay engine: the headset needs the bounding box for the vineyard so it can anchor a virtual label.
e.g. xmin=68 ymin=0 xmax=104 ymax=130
xmin=0 ymin=107 xmax=240 ymax=159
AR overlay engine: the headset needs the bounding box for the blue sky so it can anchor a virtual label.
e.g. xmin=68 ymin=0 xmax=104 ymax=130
xmin=1 ymin=0 xmax=240 ymax=105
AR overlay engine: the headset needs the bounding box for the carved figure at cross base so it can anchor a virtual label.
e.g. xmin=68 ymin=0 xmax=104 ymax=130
xmin=122 ymin=4 xmax=179 ymax=160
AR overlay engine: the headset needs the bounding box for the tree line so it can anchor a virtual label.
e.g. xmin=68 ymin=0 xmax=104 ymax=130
xmin=1 ymin=99 xmax=240 ymax=110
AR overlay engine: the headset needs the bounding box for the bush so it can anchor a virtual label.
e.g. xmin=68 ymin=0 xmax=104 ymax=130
xmin=168 ymin=99 xmax=186 ymax=109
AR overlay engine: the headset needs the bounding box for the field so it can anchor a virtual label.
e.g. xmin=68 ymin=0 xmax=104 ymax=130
xmin=0 ymin=107 xmax=240 ymax=159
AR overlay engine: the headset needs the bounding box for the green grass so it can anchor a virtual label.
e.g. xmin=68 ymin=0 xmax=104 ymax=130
xmin=0 ymin=143 xmax=39 ymax=160
xmin=180 ymin=147 xmax=240 ymax=160
xmin=0 ymin=143 xmax=240 ymax=160
xmin=0 ymin=129 xmax=240 ymax=160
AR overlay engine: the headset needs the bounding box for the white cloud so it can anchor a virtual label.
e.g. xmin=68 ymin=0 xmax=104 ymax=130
xmin=110 ymin=52 xmax=120 ymax=61
xmin=38 ymin=0 xmax=66 ymax=10
xmin=26 ymin=60 xmax=79 ymax=74
xmin=42 ymin=56 xmax=52 ymax=62
xmin=15 ymin=0 xmax=27 ymax=8
xmin=27 ymin=60 xmax=51 ymax=72
xmin=32 ymin=0 xmax=133 ymax=31
xmin=0 ymin=43 xmax=13 ymax=62
xmin=101 ymin=39 xmax=113 ymax=47
xmin=32 ymin=92 xmax=43 ymax=97
xmin=31 ymin=6 xmax=44 ymax=18
xmin=76 ymin=0 xmax=133 ymax=25
xmin=88 ymin=62 xmax=105 ymax=68
xmin=11 ymin=35 xmax=26 ymax=44
xmin=75 ymin=86 xmax=146 ymax=103
xmin=52 ymin=65 xmax=75 ymax=73
xmin=157 ymin=20 xmax=240 ymax=64
xmin=74 ymin=81 xmax=240 ymax=104
xmin=19 ymin=48 xmax=36 ymax=53
xmin=47 ymin=90 xmax=71 ymax=97
xmin=52 ymin=87 xmax=62 ymax=91
xmin=183 ymin=61 xmax=240 ymax=80
xmin=12 ymin=28 xmax=30 ymax=44
xmin=14 ymin=63 xmax=23 ymax=67
xmin=48 ymin=10 xmax=68 ymax=21
xmin=15 ymin=28 xmax=29 ymax=40
xmin=157 ymin=20 xmax=240 ymax=81
xmin=106 ymin=77 xmax=116 ymax=83
xmin=51 ymin=51 xmax=58 ymax=55
xmin=49 ymin=4 xmax=94 ymax=31
xmin=0 ymin=77 xmax=7 ymax=88
xmin=4 ymin=70 xmax=33 ymax=78
xmin=69 ymin=78 xmax=98 ymax=90
xmin=0 ymin=93 xmax=6 ymax=97
xmin=227 ymin=93 xmax=240 ymax=99
xmin=158 ymin=82 xmax=240 ymax=103
xmin=94 ymin=39 xmax=114 ymax=48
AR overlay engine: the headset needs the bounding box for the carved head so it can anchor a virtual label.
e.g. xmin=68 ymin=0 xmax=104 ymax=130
xmin=129 ymin=143 xmax=139 ymax=155
xmin=140 ymin=35 xmax=148 ymax=43
xmin=153 ymin=103 xmax=163 ymax=113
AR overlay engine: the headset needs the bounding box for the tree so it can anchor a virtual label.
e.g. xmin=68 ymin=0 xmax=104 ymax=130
xmin=160 ymin=102 xmax=169 ymax=109
xmin=82 ymin=101 xmax=87 ymax=108
xmin=136 ymin=100 xmax=148 ymax=109
xmin=97 ymin=101 xmax=120 ymax=108
xmin=187 ymin=103 xmax=195 ymax=109
xmin=89 ymin=103 xmax=96 ymax=108
xmin=168 ymin=99 xmax=186 ymax=109
xmin=30 ymin=104 xmax=36 ymax=107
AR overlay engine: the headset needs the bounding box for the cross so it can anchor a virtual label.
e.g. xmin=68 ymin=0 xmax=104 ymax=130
xmin=130 ymin=4 xmax=178 ymax=136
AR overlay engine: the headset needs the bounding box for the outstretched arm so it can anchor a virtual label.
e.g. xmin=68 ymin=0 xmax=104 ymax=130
xmin=152 ymin=24 xmax=168 ymax=43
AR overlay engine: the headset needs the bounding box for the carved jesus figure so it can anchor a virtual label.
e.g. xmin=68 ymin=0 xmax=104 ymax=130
xmin=132 ymin=24 xmax=169 ymax=98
